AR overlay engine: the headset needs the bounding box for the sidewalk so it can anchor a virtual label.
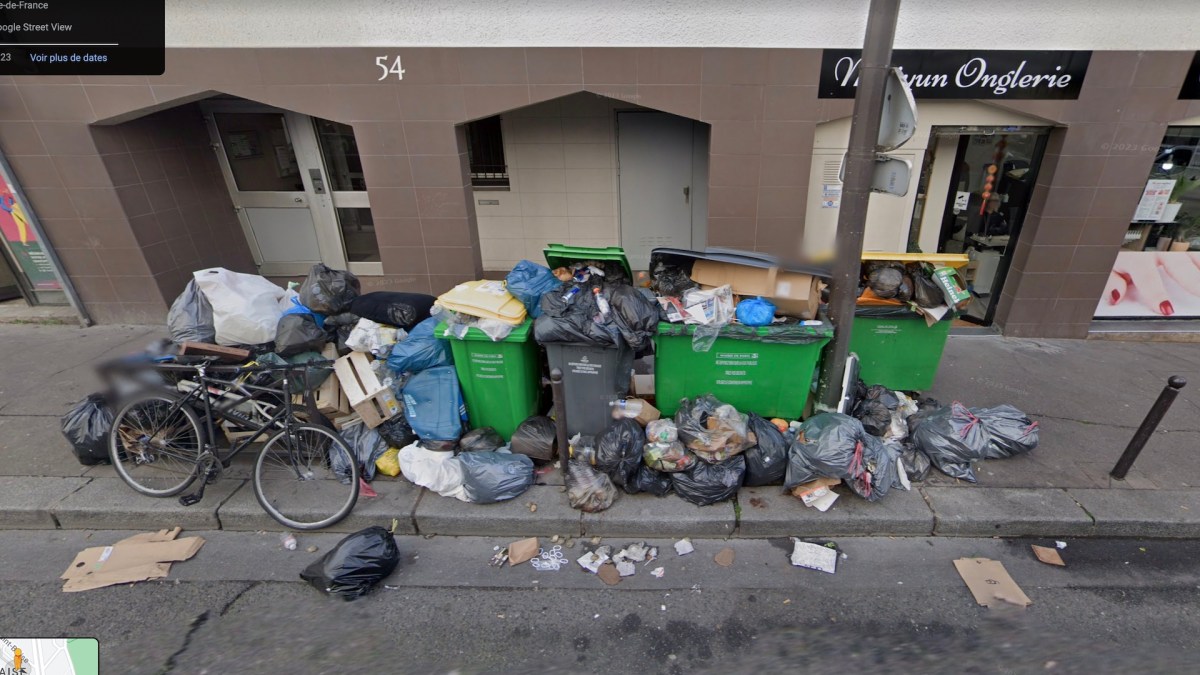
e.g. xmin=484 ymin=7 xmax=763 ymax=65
xmin=3 ymin=323 xmax=1199 ymax=538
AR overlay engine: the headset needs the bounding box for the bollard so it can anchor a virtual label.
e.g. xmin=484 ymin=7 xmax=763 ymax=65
xmin=546 ymin=368 xmax=571 ymax=484
xmin=1110 ymin=375 xmax=1187 ymax=480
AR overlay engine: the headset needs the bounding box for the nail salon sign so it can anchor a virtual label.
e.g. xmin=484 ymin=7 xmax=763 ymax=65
xmin=820 ymin=50 xmax=1091 ymax=99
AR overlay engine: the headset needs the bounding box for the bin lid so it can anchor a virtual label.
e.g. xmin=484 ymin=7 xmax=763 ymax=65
xmin=435 ymin=318 xmax=533 ymax=342
xmin=861 ymin=252 xmax=970 ymax=269
xmin=650 ymin=247 xmax=832 ymax=279
xmin=543 ymin=244 xmax=632 ymax=280
xmin=655 ymin=320 xmax=834 ymax=343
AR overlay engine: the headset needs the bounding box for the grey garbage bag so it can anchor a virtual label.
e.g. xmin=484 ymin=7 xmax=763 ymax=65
xmin=337 ymin=423 xmax=390 ymax=483
xmin=910 ymin=402 xmax=990 ymax=483
xmin=567 ymin=458 xmax=618 ymax=512
xmin=900 ymin=444 xmax=932 ymax=481
xmin=975 ymin=405 xmax=1039 ymax=458
xmin=623 ymin=464 xmax=673 ymax=496
xmin=671 ymin=455 xmax=745 ymax=506
xmin=299 ymin=264 xmax=361 ymax=314
xmin=458 ymin=451 xmax=534 ymax=503
xmin=785 ymin=413 xmax=902 ymax=501
xmin=510 ymin=416 xmax=557 ymax=461
xmin=61 ymin=393 xmax=113 ymax=466
xmin=275 ymin=313 xmax=327 ymax=357
xmin=457 ymin=427 xmax=505 ymax=453
xmin=167 ymin=279 xmax=215 ymax=344
xmin=300 ymin=526 xmax=399 ymax=601
xmin=743 ymin=414 xmax=788 ymax=486
xmin=595 ymin=418 xmax=644 ymax=488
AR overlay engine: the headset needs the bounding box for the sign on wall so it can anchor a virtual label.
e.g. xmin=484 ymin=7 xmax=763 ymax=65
xmin=820 ymin=50 xmax=1092 ymax=100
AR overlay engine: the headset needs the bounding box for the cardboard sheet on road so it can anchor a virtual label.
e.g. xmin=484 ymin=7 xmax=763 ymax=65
xmin=954 ymin=557 xmax=1032 ymax=608
xmin=61 ymin=527 xmax=205 ymax=592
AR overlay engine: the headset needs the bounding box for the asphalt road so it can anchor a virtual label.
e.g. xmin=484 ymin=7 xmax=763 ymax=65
xmin=1 ymin=530 xmax=1197 ymax=674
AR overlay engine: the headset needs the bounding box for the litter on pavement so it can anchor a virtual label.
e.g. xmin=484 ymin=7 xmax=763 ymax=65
xmin=789 ymin=540 xmax=838 ymax=574
xmin=61 ymin=527 xmax=205 ymax=593
xmin=954 ymin=557 xmax=1032 ymax=608
xmin=1031 ymin=545 xmax=1066 ymax=567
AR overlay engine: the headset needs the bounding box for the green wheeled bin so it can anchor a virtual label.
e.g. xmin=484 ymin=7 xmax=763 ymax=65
xmin=437 ymin=319 xmax=540 ymax=440
xmin=654 ymin=322 xmax=834 ymax=419
xmin=849 ymin=307 xmax=952 ymax=392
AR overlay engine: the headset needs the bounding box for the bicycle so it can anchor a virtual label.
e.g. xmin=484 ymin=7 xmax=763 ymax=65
xmin=104 ymin=356 xmax=359 ymax=530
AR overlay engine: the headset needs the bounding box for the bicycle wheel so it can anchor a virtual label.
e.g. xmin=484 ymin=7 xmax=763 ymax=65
xmin=253 ymin=423 xmax=359 ymax=530
xmin=109 ymin=393 xmax=205 ymax=497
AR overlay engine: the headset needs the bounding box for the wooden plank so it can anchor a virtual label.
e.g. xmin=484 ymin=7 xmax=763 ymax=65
xmin=180 ymin=342 xmax=251 ymax=363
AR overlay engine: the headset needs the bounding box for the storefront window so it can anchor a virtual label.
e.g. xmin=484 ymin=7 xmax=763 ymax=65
xmin=1096 ymin=127 xmax=1200 ymax=318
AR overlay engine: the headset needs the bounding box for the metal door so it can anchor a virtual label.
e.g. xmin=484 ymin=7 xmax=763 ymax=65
xmin=204 ymin=104 xmax=345 ymax=277
xmin=617 ymin=112 xmax=697 ymax=270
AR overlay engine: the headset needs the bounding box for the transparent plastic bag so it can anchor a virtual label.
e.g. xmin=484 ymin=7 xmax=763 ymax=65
xmin=674 ymin=395 xmax=752 ymax=463
xmin=566 ymin=459 xmax=618 ymax=512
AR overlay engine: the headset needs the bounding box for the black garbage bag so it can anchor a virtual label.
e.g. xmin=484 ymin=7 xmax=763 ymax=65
xmin=418 ymin=439 xmax=459 ymax=453
xmin=61 ymin=393 xmax=113 ymax=466
xmin=458 ymin=451 xmax=534 ymax=503
xmin=299 ymin=264 xmax=361 ymax=315
xmin=567 ymin=458 xmax=618 ymax=512
xmin=671 ymin=455 xmax=745 ymax=506
xmin=910 ymin=402 xmax=990 ymax=483
xmin=900 ymin=444 xmax=932 ymax=481
xmin=895 ymin=274 xmax=913 ymax=303
xmin=910 ymin=267 xmax=944 ymax=308
xmin=351 ymin=292 xmax=436 ymax=331
xmin=534 ymin=282 xmax=618 ymax=346
xmin=275 ymin=313 xmax=327 ymax=357
xmin=905 ymin=397 xmax=942 ymax=438
xmin=623 ymin=464 xmax=673 ymax=496
xmin=608 ymin=285 xmax=660 ymax=352
xmin=323 ymin=312 xmax=360 ymax=327
xmin=336 ymin=423 xmax=390 ymax=482
xmin=650 ymin=260 xmax=697 ymax=298
xmin=595 ymin=418 xmax=645 ymax=488
xmin=333 ymin=324 xmax=354 ymax=356
xmin=458 ymin=427 xmax=505 ymax=453
xmin=167 ymin=279 xmax=215 ymax=344
xmin=511 ymin=416 xmax=557 ymax=461
xmin=376 ymin=415 xmax=417 ymax=449
xmin=785 ymin=413 xmax=902 ymax=501
xmin=867 ymin=264 xmax=904 ymax=298
xmin=975 ymin=405 xmax=1040 ymax=458
xmin=743 ymin=414 xmax=788 ymax=486
xmin=853 ymin=384 xmax=899 ymax=437
xmin=300 ymin=526 xmax=400 ymax=601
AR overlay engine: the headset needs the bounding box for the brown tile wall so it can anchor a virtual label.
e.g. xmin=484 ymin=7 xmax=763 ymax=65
xmin=4 ymin=47 xmax=1198 ymax=336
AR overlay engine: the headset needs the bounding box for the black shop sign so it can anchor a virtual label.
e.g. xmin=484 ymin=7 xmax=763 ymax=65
xmin=1179 ymin=52 xmax=1200 ymax=99
xmin=819 ymin=49 xmax=1091 ymax=100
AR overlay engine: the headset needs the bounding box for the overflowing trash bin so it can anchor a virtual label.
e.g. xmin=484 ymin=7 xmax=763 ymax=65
xmin=437 ymin=319 xmax=541 ymax=440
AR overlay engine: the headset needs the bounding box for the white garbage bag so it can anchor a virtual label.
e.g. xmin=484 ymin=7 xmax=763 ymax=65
xmin=193 ymin=268 xmax=286 ymax=346
xmin=397 ymin=442 xmax=469 ymax=501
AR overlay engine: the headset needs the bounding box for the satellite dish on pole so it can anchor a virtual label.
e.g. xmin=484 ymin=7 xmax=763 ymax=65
xmin=877 ymin=67 xmax=917 ymax=152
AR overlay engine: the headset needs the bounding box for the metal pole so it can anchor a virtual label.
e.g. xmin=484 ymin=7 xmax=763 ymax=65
xmin=817 ymin=0 xmax=901 ymax=409
xmin=547 ymin=368 xmax=570 ymax=483
xmin=1110 ymin=376 xmax=1186 ymax=480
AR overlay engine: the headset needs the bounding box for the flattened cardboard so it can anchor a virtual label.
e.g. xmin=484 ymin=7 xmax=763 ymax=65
xmin=508 ymin=537 xmax=539 ymax=566
xmin=61 ymin=528 xmax=205 ymax=592
xmin=1031 ymin=545 xmax=1066 ymax=567
xmin=597 ymin=563 xmax=621 ymax=586
xmin=690 ymin=259 xmax=821 ymax=319
xmin=714 ymin=547 xmax=736 ymax=567
xmin=953 ymin=557 xmax=1032 ymax=608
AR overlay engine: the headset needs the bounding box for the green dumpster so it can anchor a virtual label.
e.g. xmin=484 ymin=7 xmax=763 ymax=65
xmin=654 ymin=322 xmax=833 ymax=419
xmin=437 ymin=319 xmax=540 ymax=440
xmin=849 ymin=307 xmax=952 ymax=392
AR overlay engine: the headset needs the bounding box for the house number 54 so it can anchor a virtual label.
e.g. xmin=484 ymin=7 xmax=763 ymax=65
xmin=375 ymin=55 xmax=405 ymax=81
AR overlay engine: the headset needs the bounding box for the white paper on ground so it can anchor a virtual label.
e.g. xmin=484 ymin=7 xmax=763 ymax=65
xmin=790 ymin=540 xmax=838 ymax=574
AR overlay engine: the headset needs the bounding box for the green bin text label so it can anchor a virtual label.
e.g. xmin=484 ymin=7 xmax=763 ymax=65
xmin=470 ymin=352 xmax=505 ymax=380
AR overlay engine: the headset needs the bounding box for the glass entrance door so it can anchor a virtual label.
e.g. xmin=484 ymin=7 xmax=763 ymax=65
xmin=917 ymin=128 xmax=1049 ymax=324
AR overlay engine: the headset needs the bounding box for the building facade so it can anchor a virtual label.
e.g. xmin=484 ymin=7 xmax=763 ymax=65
xmin=1 ymin=1 xmax=1199 ymax=338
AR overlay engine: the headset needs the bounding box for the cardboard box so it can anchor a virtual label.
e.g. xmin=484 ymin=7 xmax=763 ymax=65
xmin=690 ymin=259 xmax=822 ymax=319
xmin=632 ymin=373 xmax=655 ymax=400
xmin=626 ymin=397 xmax=661 ymax=426
xmin=180 ymin=342 xmax=251 ymax=363
xmin=333 ymin=352 xmax=401 ymax=428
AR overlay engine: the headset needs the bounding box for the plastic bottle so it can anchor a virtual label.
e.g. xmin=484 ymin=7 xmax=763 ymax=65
xmin=562 ymin=286 xmax=581 ymax=304
xmin=280 ymin=533 xmax=297 ymax=550
xmin=593 ymin=287 xmax=611 ymax=322
xmin=609 ymin=398 xmax=644 ymax=419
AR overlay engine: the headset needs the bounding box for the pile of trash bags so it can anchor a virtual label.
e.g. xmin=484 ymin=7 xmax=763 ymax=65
xmin=532 ymin=260 xmax=658 ymax=352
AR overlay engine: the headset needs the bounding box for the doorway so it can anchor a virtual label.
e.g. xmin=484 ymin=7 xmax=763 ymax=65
xmin=911 ymin=127 xmax=1050 ymax=324
xmin=616 ymin=112 xmax=708 ymax=270
xmin=202 ymin=102 xmax=380 ymax=277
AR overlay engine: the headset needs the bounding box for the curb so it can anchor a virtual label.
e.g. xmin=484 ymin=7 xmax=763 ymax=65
xmin=7 ymin=475 xmax=1200 ymax=538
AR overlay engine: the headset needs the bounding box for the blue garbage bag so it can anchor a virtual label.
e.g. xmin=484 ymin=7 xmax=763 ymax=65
xmin=735 ymin=297 xmax=776 ymax=327
xmin=386 ymin=317 xmax=452 ymax=374
xmin=402 ymin=366 xmax=466 ymax=441
xmin=281 ymin=295 xmax=325 ymax=328
xmin=506 ymin=260 xmax=562 ymax=319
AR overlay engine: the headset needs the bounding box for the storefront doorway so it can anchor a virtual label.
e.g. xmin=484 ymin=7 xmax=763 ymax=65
xmin=910 ymin=127 xmax=1050 ymax=324
xmin=202 ymin=102 xmax=380 ymax=277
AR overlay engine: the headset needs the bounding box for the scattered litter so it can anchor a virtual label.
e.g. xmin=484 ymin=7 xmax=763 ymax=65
xmin=529 ymin=503 xmax=538 ymax=513
xmin=651 ymin=567 xmax=665 ymax=578
xmin=714 ymin=547 xmax=735 ymax=567
xmin=674 ymin=539 xmax=694 ymax=556
xmin=782 ymin=599 xmax=791 ymax=605
xmin=615 ymin=542 xmax=651 ymax=563
xmin=594 ymin=614 xmax=600 ymax=619
xmin=789 ymin=540 xmax=837 ymax=574
xmin=1031 ymin=545 xmax=1065 ymax=567
xmin=551 ymin=535 xmax=560 ymax=543
xmin=661 ymin=605 xmax=666 ymax=611
xmin=591 ymin=536 xmax=602 ymax=545
xmin=577 ymin=549 xmax=610 ymax=573
xmin=358 ymin=478 xmax=379 ymax=498
xmin=61 ymin=527 xmax=205 ymax=592
xmin=281 ymin=533 xmax=298 ymax=550
xmin=597 ymin=563 xmax=621 ymax=586
xmin=507 ymin=537 xmax=539 ymax=566
xmin=531 ymin=546 xmax=566 ymax=571
xmin=489 ymin=548 xmax=509 ymax=567
xmin=616 ymin=561 xmax=637 ymax=577
xmin=790 ymin=477 xmax=841 ymax=512
xmin=1055 ymin=541 xmax=1067 ymax=550
xmin=306 ymin=545 xmax=319 ymax=553
xmin=953 ymin=557 xmax=1032 ymax=608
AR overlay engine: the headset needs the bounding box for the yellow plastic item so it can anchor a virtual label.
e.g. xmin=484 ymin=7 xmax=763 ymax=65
xmin=375 ymin=448 xmax=401 ymax=477
xmin=435 ymin=280 xmax=527 ymax=325
xmin=861 ymin=252 xmax=970 ymax=269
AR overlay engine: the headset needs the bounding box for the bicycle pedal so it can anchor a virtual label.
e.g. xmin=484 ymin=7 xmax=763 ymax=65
xmin=178 ymin=492 xmax=202 ymax=507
